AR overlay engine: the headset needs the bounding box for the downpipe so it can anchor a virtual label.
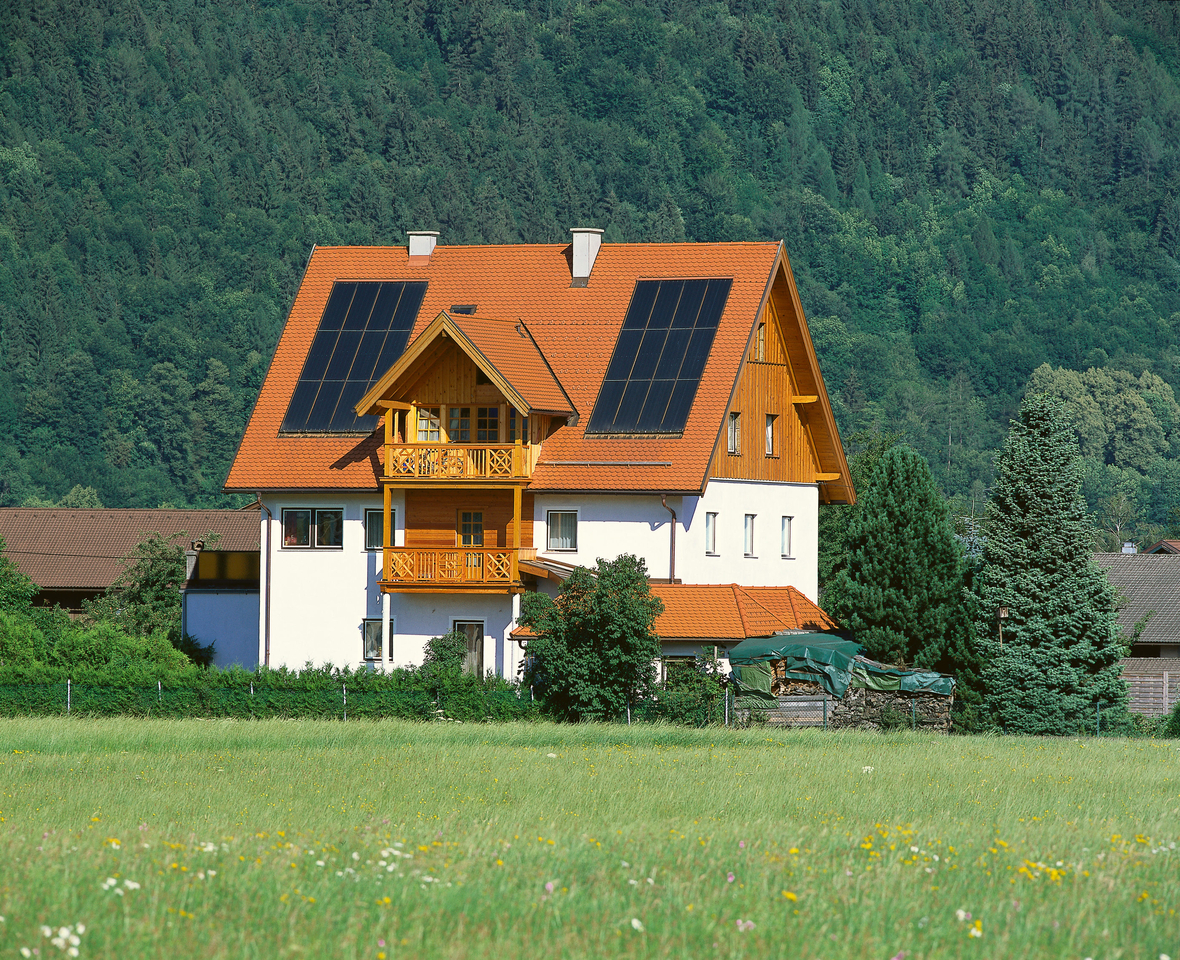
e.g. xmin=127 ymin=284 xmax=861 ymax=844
xmin=660 ymin=494 xmax=676 ymax=584
xmin=257 ymin=493 xmax=272 ymax=667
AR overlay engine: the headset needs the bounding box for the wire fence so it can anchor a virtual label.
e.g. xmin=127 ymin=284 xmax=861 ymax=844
xmin=0 ymin=683 xmax=535 ymax=722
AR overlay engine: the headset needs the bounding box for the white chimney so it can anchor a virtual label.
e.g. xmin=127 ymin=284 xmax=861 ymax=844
xmin=570 ymin=228 xmax=603 ymax=286
xmin=1122 ymin=541 xmax=1137 ymax=554
xmin=407 ymin=231 xmax=439 ymax=257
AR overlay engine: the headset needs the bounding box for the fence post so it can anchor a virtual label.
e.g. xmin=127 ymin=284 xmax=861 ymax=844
xmin=627 ymin=700 xmax=631 ymax=726
xmin=158 ymin=680 xmax=162 ymax=704
xmin=823 ymin=695 xmax=827 ymax=730
xmin=724 ymin=686 xmax=729 ymax=727
xmin=911 ymin=699 xmax=916 ymax=730
xmin=67 ymin=678 xmax=71 ymax=715
xmin=1096 ymin=701 xmax=1100 ymax=737
xmin=343 ymin=683 xmax=347 ymax=722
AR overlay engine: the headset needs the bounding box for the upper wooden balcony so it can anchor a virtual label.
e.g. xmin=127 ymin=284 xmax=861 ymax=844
xmin=382 ymin=443 xmax=531 ymax=485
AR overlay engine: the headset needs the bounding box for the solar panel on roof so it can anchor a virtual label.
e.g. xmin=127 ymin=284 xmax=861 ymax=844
xmin=585 ymin=278 xmax=732 ymax=435
xmin=280 ymin=280 xmax=427 ymax=433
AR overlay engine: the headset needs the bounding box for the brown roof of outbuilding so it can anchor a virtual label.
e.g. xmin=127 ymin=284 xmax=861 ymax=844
xmin=1096 ymin=553 xmax=1180 ymax=645
xmin=0 ymin=508 xmax=260 ymax=590
xmin=226 ymin=241 xmax=850 ymax=495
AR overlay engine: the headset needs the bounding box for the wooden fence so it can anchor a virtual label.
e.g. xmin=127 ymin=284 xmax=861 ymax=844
xmin=1120 ymin=658 xmax=1180 ymax=716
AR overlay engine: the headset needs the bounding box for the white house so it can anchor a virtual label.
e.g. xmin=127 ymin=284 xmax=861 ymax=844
xmin=225 ymin=231 xmax=854 ymax=675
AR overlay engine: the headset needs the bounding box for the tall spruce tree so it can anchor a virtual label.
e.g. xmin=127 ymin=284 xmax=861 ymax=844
xmin=976 ymin=395 xmax=1128 ymax=735
xmin=827 ymin=446 xmax=983 ymax=723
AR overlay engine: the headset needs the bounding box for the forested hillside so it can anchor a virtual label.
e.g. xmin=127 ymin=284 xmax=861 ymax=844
xmin=2 ymin=0 xmax=1179 ymax=538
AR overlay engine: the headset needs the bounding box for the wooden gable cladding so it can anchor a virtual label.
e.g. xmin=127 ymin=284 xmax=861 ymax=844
xmin=404 ymin=489 xmax=534 ymax=549
xmin=402 ymin=340 xmax=506 ymax=410
xmin=710 ymin=290 xmax=820 ymax=484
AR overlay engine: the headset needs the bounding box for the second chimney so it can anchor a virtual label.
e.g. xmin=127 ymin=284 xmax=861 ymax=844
xmin=407 ymin=230 xmax=439 ymax=258
xmin=570 ymin=228 xmax=603 ymax=287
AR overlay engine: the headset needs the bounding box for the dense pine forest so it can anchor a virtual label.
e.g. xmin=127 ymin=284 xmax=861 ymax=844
xmin=2 ymin=0 xmax=1179 ymax=542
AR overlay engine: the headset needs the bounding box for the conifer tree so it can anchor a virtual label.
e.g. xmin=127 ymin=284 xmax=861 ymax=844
xmin=975 ymin=395 xmax=1128 ymax=735
xmin=827 ymin=446 xmax=983 ymax=723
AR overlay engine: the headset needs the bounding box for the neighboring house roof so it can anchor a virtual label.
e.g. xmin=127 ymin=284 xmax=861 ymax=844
xmin=510 ymin=583 xmax=839 ymax=642
xmin=1143 ymin=540 xmax=1180 ymax=554
xmin=0 ymin=508 xmax=260 ymax=591
xmin=226 ymin=241 xmax=851 ymax=496
xmin=1096 ymin=553 xmax=1180 ymax=645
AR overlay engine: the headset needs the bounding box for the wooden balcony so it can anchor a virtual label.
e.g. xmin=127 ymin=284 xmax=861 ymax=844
xmin=381 ymin=547 xmax=534 ymax=593
xmin=382 ymin=444 xmax=531 ymax=484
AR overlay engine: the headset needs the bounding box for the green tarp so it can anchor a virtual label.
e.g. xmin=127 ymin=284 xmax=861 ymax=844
xmin=729 ymin=632 xmax=955 ymax=702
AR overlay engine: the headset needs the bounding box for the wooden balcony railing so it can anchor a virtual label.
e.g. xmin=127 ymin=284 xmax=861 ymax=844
xmin=383 ymin=444 xmax=529 ymax=481
xmin=382 ymin=547 xmax=518 ymax=586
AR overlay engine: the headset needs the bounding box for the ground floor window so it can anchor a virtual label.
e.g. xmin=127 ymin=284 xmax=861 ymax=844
xmin=453 ymin=620 xmax=484 ymax=675
xmin=362 ymin=617 xmax=394 ymax=661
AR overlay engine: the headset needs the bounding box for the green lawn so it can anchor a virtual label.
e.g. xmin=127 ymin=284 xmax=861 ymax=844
xmin=0 ymin=719 xmax=1176 ymax=959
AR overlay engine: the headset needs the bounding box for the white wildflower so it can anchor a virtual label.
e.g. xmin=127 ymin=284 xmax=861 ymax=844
xmin=862 ymin=766 xmax=874 ymax=773
xmin=630 ymin=918 xmax=644 ymax=932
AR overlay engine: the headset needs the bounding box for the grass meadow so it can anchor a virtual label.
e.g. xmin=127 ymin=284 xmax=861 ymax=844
xmin=0 ymin=720 xmax=1176 ymax=960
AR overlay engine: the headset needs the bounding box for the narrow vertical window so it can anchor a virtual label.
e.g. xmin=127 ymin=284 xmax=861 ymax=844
xmin=765 ymin=414 xmax=777 ymax=456
xmin=727 ymin=412 xmax=741 ymax=455
xmin=781 ymin=516 xmax=793 ymax=558
xmin=417 ymin=406 xmax=440 ymax=442
xmin=476 ymin=407 xmax=499 ymax=442
xmin=364 ymin=508 xmax=390 ymax=550
xmin=460 ymin=511 xmax=484 ymax=546
xmin=744 ymin=514 xmax=756 ymax=557
xmin=448 ymin=406 xmax=471 ymax=443
xmin=755 ymin=322 xmax=766 ymax=361
xmin=705 ymin=512 xmax=718 ymax=555
xmin=508 ymin=409 xmax=529 ymax=442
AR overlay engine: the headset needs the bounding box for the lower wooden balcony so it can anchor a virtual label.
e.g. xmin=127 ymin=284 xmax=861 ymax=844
xmin=380 ymin=547 xmax=537 ymax=593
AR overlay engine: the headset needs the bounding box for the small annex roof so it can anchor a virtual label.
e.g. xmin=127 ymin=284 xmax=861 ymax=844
xmin=0 ymin=508 xmax=260 ymax=591
xmin=226 ymin=241 xmax=851 ymax=496
xmin=356 ymin=311 xmax=573 ymax=418
xmin=509 ymin=583 xmax=839 ymax=642
xmin=1096 ymin=552 xmax=1180 ymax=646
xmin=1143 ymin=540 xmax=1180 ymax=555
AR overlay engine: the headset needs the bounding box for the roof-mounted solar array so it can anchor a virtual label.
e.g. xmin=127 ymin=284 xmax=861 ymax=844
xmin=585 ymin=278 xmax=732 ymax=435
xmin=281 ymin=281 xmax=427 ymax=433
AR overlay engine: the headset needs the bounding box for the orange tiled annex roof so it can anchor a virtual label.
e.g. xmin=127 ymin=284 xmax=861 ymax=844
xmin=510 ymin=584 xmax=839 ymax=642
xmin=226 ymin=241 xmax=849 ymax=496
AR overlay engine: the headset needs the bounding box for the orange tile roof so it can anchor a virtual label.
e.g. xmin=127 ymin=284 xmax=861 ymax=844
xmin=0 ymin=508 xmax=260 ymax=590
xmin=509 ymin=583 xmax=839 ymax=642
xmin=226 ymin=242 xmax=783 ymax=493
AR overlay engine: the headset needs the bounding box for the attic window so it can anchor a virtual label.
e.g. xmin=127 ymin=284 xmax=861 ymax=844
xmin=280 ymin=280 xmax=427 ymax=433
xmin=450 ymin=304 xmax=477 ymax=315
xmin=585 ymin=278 xmax=732 ymax=435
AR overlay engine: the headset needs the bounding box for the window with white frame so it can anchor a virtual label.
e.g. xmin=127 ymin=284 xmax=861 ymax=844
xmin=765 ymin=414 xmax=778 ymax=456
xmin=744 ymin=514 xmax=756 ymax=557
xmin=417 ymin=406 xmax=441 ymax=442
xmin=365 ymin=509 xmax=393 ymax=551
xmin=781 ymin=516 xmax=793 ymax=558
xmin=727 ymin=412 xmax=741 ymax=455
xmin=362 ymin=618 xmax=395 ymax=661
xmin=705 ymin=511 xmax=718 ymax=555
xmin=453 ymin=620 xmax=484 ymax=675
xmin=282 ymin=508 xmax=343 ymax=548
xmin=547 ymin=511 xmax=578 ymax=551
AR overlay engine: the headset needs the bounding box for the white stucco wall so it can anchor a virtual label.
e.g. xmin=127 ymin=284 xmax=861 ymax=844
xmin=184 ymin=591 xmax=260 ymax=669
xmin=260 ymin=492 xmax=523 ymax=676
xmin=533 ymin=479 xmax=819 ymax=600
xmin=260 ymin=477 xmax=820 ymax=674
